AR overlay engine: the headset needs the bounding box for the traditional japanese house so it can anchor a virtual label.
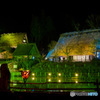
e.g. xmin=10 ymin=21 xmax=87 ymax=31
xmin=46 ymin=29 xmax=100 ymax=62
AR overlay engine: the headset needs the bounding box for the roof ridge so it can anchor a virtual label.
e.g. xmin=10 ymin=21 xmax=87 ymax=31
xmin=61 ymin=29 xmax=100 ymax=36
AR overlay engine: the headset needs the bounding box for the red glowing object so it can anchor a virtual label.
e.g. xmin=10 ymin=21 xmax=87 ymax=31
xmin=21 ymin=70 xmax=30 ymax=79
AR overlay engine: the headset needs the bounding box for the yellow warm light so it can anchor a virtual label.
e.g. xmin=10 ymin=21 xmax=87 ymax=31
xmin=48 ymin=79 xmax=51 ymax=82
xmin=13 ymin=83 xmax=17 ymax=86
xmin=32 ymin=73 xmax=35 ymax=76
xmin=32 ymin=77 xmax=35 ymax=80
xmin=58 ymin=73 xmax=61 ymax=76
xmin=75 ymin=73 xmax=78 ymax=77
xmin=48 ymin=73 xmax=51 ymax=76
xmin=58 ymin=79 xmax=61 ymax=82
xmin=75 ymin=80 xmax=78 ymax=83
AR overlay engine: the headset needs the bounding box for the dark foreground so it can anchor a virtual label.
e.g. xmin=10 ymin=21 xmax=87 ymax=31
xmin=0 ymin=91 xmax=99 ymax=100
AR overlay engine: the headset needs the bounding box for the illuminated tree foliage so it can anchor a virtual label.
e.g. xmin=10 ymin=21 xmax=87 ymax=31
xmin=0 ymin=33 xmax=27 ymax=59
xmin=54 ymin=34 xmax=79 ymax=61
xmin=0 ymin=33 xmax=26 ymax=48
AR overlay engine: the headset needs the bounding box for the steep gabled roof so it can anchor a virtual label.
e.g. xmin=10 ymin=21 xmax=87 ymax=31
xmin=13 ymin=43 xmax=41 ymax=57
xmin=46 ymin=29 xmax=100 ymax=58
xmin=61 ymin=29 xmax=100 ymax=37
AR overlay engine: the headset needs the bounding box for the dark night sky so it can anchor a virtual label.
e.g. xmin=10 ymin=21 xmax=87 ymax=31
xmin=0 ymin=5 xmax=99 ymax=50
xmin=0 ymin=7 xmax=100 ymax=38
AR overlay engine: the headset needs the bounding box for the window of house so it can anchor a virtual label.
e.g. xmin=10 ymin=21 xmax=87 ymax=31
xmin=97 ymin=52 xmax=99 ymax=58
xmin=60 ymin=57 xmax=63 ymax=61
xmin=86 ymin=55 xmax=89 ymax=60
xmin=81 ymin=55 xmax=85 ymax=62
xmin=65 ymin=57 xmax=67 ymax=61
xmin=13 ymin=65 xmax=17 ymax=68
xmin=78 ymin=56 xmax=81 ymax=61
xmin=49 ymin=58 xmax=53 ymax=61
xmin=73 ymin=56 xmax=77 ymax=61
xmin=74 ymin=55 xmax=85 ymax=61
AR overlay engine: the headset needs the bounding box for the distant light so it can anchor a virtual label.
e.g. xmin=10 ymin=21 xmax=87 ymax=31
xmin=58 ymin=79 xmax=61 ymax=82
xmin=75 ymin=81 xmax=78 ymax=83
xmin=48 ymin=79 xmax=51 ymax=82
xmin=48 ymin=73 xmax=51 ymax=76
xmin=32 ymin=89 xmax=34 ymax=92
xmin=60 ymin=90 xmax=63 ymax=92
xmin=32 ymin=77 xmax=35 ymax=80
xmin=13 ymin=83 xmax=17 ymax=86
xmin=58 ymin=73 xmax=61 ymax=76
xmin=45 ymin=57 xmax=47 ymax=60
xmin=13 ymin=65 xmax=17 ymax=68
xmin=75 ymin=73 xmax=78 ymax=77
xmin=23 ymin=39 xmax=26 ymax=43
xmin=33 ymin=56 xmax=35 ymax=60
xmin=32 ymin=73 xmax=35 ymax=76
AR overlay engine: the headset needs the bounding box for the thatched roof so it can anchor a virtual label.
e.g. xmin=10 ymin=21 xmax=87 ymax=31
xmin=46 ymin=29 xmax=100 ymax=58
xmin=13 ymin=43 xmax=41 ymax=57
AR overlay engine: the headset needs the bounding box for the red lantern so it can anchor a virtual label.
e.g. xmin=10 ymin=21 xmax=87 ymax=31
xmin=21 ymin=70 xmax=30 ymax=79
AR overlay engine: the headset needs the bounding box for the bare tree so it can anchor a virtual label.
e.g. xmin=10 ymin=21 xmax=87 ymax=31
xmin=86 ymin=14 xmax=100 ymax=29
xmin=48 ymin=40 xmax=57 ymax=51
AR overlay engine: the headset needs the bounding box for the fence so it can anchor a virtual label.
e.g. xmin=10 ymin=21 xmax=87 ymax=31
xmin=10 ymin=79 xmax=100 ymax=94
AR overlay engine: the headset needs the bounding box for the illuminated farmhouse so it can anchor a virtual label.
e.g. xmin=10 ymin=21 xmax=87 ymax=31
xmin=46 ymin=29 xmax=100 ymax=62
